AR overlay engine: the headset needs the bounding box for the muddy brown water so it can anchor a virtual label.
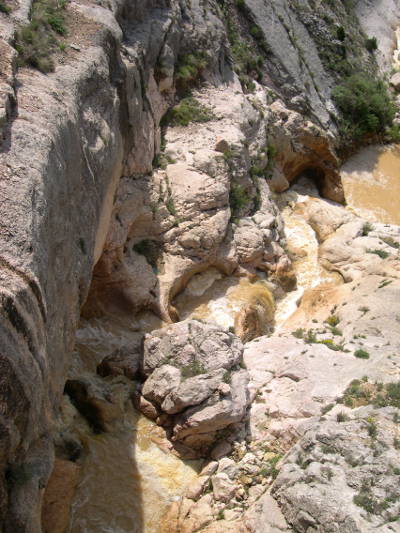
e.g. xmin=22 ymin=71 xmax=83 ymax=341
xmin=341 ymin=144 xmax=400 ymax=225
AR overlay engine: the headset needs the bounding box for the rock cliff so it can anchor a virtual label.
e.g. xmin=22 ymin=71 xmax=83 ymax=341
xmin=0 ymin=0 xmax=400 ymax=531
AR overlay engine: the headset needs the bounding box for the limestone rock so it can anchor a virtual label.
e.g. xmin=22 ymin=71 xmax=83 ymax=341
xmin=272 ymin=407 xmax=400 ymax=532
xmin=97 ymin=346 xmax=141 ymax=380
xmin=391 ymin=72 xmax=400 ymax=91
xmin=140 ymin=320 xmax=250 ymax=455
xmin=212 ymin=472 xmax=237 ymax=502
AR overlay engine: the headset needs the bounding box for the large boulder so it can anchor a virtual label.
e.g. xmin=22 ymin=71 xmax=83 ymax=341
xmin=139 ymin=320 xmax=250 ymax=455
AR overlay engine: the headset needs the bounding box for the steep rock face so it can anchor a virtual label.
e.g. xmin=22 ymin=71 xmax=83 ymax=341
xmin=355 ymin=0 xmax=400 ymax=69
xmin=82 ymin=83 xmax=296 ymax=324
xmin=0 ymin=0 xmax=227 ymax=528
xmin=0 ymin=0 xmax=400 ymax=530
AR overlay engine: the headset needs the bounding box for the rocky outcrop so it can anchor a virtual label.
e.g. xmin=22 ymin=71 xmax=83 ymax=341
xmin=0 ymin=0 xmax=228 ymax=527
xmin=137 ymin=320 xmax=250 ymax=456
xmin=272 ymin=407 xmax=400 ymax=532
xmin=174 ymin=215 xmax=400 ymax=531
xmin=1 ymin=0 xmax=400 ymax=529
xmin=268 ymin=100 xmax=344 ymax=203
xmin=82 ymin=83 xmax=295 ymax=324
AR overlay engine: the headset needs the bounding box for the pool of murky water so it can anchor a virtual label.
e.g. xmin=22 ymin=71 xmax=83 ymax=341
xmin=341 ymin=144 xmax=400 ymax=225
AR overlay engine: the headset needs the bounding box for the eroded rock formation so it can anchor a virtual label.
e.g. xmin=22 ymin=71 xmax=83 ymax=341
xmin=0 ymin=0 xmax=400 ymax=531
xmin=137 ymin=320 xmax=249 ymax=456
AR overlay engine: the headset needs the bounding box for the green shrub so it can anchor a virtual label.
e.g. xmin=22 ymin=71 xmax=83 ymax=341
xmin=250 ymin=24 xmax=263 ymax=40
xmin=326 ymin=315 xmax=340 ymax=327
xmin=319 ymin=338 xmax=344 ymax=351
xmin=175 ymin=53 xmax=207 ymax=88
xmin=229 ymin=183 xmax=249 ymax=213
xmin=332 ymin=73 xmax=396 ymax=141
xmin=181 ymin=359 xmax=206 ymax=378
xmin=15 ymin=0 xmax=68 ymax=73
xmin=381 ymin=237 xmax=399 ymax=249
xmin=292 ymin=328 xmax=305 ymax=339
xmin=354 ymin=487 xmax=389 ymax=514
xmin=234 ymin=0 xmax=246 ymax=11
xmin=387 ymin=124 xmax=400 ymax=142
xmin=365 ymin=37 xmax=378 ymax=53
xmin=354 ymin=348 xmax=370 ymax=359
xmin=166 ymin=197 xmax=176 ymax=216
xmin=167 ymin=97 xmax=214 ymax=127
xmin=367 ymin=418 xmax=377 ymax=438
xmin=337 ymin=411 xmax=350 ymax=422
xmin=367 ymin=249 xmax=389 ymax=259
xmin=362 ymin=222 xmax=373 ymax=236
xmin=336 ymin=26 xmax=346 ymax=42
xmin=0 ymin=1 xmax=11 ymax=13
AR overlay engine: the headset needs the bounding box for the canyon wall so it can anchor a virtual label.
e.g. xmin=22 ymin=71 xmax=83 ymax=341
xmin=0 ymin=0 xmax=399 ymax=531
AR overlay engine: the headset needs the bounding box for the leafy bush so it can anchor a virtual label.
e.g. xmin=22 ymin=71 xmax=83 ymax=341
xmin=354 ymin=486 xmax=389 ymax=514
xmin=332 ymin=73 xmax=396 ymax=141
xmin=0 ymin=1 xmax=11 ymax=13
xmin=326 ymin=315 xmax=340 ymax=327
xmin=175 ymin=53 xmax=207 ymax=88
xmin=362 ymin=222 xmax=373 ymax=236
xmin=181 ymin=359 xmax=206 ymax=378
xmin=15 ymin=0 xmax=67 ymax=73
xmin=354 ymin=348 xmax=370 ymax=359
xmin=365 ymin=37 xmax=378 ymax=53
xmin=336 ymin=26 xmax=346 ymax=42
xmin=230 ymin=183 xmax=249 ymax=213
xmin=337 ymin=411 xmax=350 ymax=422
xmin=234 ymin=0 xmax=246 ymax=11
xmin=167 ymin=97 xmax=214 ymax=127
xmin=367 ymin=249 xmax=389 ymax=259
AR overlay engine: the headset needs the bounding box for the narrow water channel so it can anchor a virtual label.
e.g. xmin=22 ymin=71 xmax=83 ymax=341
xmin=174 ymin=271 xmax=275 ymax=331
xmin=68 ymin=411 xmax=199 ymax=533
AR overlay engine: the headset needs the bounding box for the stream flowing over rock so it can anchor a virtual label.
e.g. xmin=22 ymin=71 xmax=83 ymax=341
xmin=1 ymin=0 xmax=400 ymax=531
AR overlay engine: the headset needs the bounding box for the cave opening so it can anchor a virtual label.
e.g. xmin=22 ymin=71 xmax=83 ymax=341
xmin=290 ymin=166 xmax=326 ymax=198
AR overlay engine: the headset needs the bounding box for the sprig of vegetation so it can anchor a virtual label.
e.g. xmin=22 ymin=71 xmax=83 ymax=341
xmin=229 ymin=183 xmax=249 ymax=214
xmin=166 ymin=97 xmax=215 ymax=127
xmin=365 ymin=37 xmax=378 ymax=53
xmin=15 ymin=0 xmax=68 ymax=73
xmin=0 ymin=1 xmax=11 ymax=14
xmin=362 ymin=222 xmax=373 ymax=236
xmin=367 ymin=249 xmax=389 ymax=259
xmin=181 ymin=359 xmax=206 ymax=378
xmin=353 ymin=485 xmax=389 ymax=514
xmin=175 ymin=53 xmax=208 ymax=89
xmin=354 ymin=348 xmax=370 ymax=359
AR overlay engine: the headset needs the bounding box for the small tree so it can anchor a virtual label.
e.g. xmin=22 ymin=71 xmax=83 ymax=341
xmin=332 ymin=73 xmax=395 ymax=140
xmin=336 ymin=26 xmax=346 ymax=42
xmin=365 ymin=37 xmax=378 ymax=53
